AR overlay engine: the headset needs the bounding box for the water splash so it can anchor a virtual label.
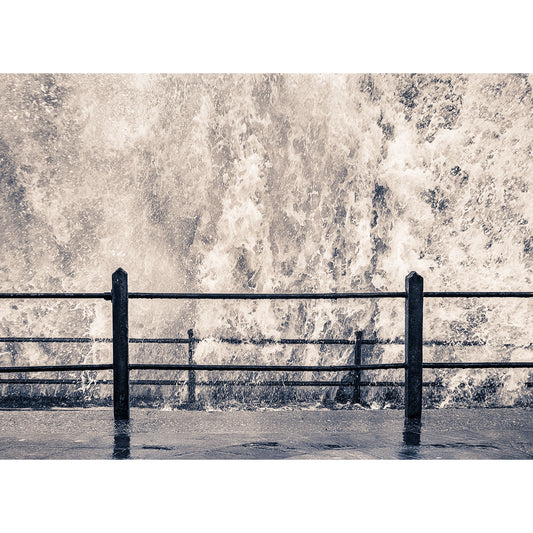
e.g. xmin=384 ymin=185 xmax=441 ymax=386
xmin=1 ymin=74 xmax=532 ymax=407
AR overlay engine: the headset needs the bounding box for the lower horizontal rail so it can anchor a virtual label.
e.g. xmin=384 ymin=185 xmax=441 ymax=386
xmin=423 ymin=362 xmax=533 ymax=369
xmin=128 ymin=363 xmax=406 ymax=371
xmin=0 ymin=363 xmax=403 ymax=373
xmin=0 ymin=379 xmax=408 ymax=386
xmin=0 ymin=379 xmax=394 ymax=386
xmin=0 ymin=364 xmax=113 ymax=373
xmin=424 ymin=291 xmax=533 ymax=298
xmin=2 ymin=337 xmax=533 ymax=349
xmin=1 ymin=379 xmax=531 ymax=388
xmin=1 ymin=362 xmax=531 ymax=373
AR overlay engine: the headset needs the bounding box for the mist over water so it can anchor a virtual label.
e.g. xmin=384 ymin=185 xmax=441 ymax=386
xmin=1 ymin=73 xmax=532 ymax=408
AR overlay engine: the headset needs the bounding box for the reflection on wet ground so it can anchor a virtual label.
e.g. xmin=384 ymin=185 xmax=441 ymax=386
xmin=399 ymin=419 xmax=422 ymax=459
xmin=0 ymin=408 xmax=531 ymax=459
xmin=113 ymin=420 xmax=131 ymax=459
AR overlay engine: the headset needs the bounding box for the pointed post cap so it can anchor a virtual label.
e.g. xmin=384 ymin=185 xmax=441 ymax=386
xmin=112 ymin=268 xmax=128 ymax=296
xmin=405 ymin=271 xmax=423 ymax=291
xmin=112 ymin=268 xmax=128 ymax=282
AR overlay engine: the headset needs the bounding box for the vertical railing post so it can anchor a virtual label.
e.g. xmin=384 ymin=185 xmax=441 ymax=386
xmin=405 ymin=271 xmax=423 ymax=419
xmin=187 ymin=328 xmax=196 ymax=406
xmin=351 ymin=331 xmax=362 ymax=405
xmin=112 ymin=268 xmax=129 ymax=420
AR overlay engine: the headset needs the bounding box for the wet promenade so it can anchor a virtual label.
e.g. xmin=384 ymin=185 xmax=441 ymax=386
xmin=0 ymin=407 xmax=531 ymax=459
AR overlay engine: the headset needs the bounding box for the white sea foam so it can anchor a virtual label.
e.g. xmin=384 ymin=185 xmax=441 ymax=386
xmin=0 ymin=74 xmax=531 ymax=408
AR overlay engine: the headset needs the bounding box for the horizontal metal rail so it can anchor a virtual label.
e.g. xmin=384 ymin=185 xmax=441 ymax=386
xmin=128 ymin=363 xmax=406 ymax=371
xmin=0 ymin=378 xmax=112 ymax=385
xmin=0 ymin=336 xmax=380 ymax=345
xmin=0 ymin=337 xmax=114 ymax=343
xmin=0 ymin=291 xmax=405 ymax=300
xmin=1 ymin=379 xmax=531 ymax=388
xmin=0 ymin=364 xmax=113 ymax=373
xmin=0 ymin=378 xmax=389 ymax=386
xmin=1 ymin=361 xmax=530 ymax=374
xmin=2 ymin=291 xmax=533 ymax=300
xmin=202 ymin=337 xmax=362 ymax=345
xmin=0 ymin=337 xmax=363 ymax=345
xmin=423 ymin=362 xmax=533 ymax=369
xmin=128 ymin=292 xmax=407 ymax=299
xmin=0 ymin=292 xmax=111 ymax=299
xmin=0 ymin=363 xmax=406 ymax=373
xmin=424 ymin=291 xmax=533 ymax=298
xmin=0 ymin=336 xmax=362 ymax=344
xmin=0 ymin=378 xmax=384 ymax=386
xmin=3 ymin=336 xmax=533 ymax=349
xmin=0 ymin=378 xmax=355 ymax=386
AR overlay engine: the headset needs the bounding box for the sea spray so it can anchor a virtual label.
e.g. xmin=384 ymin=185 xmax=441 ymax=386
xmin=0 ymin=74 xmax=532 ymax=407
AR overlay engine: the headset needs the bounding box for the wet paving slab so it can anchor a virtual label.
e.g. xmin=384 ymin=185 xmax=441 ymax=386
xmin=0 ymin=407 xmax=531 ymax=459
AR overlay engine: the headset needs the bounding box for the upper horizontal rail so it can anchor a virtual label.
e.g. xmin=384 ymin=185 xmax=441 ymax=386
xmin=1 ymin=291 xmax=533 ymax=300
xmin=132 ymin=291 xmax=533 ymax=299
xmin=2 ymin=337 xmax=533 ymax=349
xmin=127 ymin=292 xmax=407 ymax=299
xmin=0 ymin=292 xmax=111 ymax=299
xmin=424 ymin=291 xmax=533 ymax=298
xmin=0 ymin=291 xmax=404 ymax=300
xmin=1 ymin=361 xmax=531 ymax=373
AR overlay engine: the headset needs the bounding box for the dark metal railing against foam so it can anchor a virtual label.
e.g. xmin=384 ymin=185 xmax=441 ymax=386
xmin=1 ymin=268 xmax=533 ymax=420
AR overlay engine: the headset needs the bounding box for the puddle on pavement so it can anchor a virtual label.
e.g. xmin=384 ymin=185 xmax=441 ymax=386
xmin=0 ymin=408 xmax=530 ymax=459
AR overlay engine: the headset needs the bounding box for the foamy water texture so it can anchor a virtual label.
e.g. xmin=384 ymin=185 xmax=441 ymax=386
xmin=0 ymin=74 xmax=532 ymax=408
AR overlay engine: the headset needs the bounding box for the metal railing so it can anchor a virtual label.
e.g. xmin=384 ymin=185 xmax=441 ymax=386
xmin=1 ymin=268 xmax=532 ymax=420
